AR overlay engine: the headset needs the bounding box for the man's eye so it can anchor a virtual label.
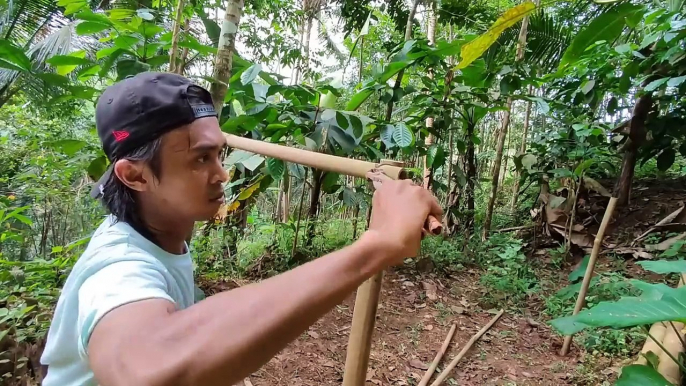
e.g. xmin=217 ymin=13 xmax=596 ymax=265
xmin=198 ymin=155 xmax=208 ymax=163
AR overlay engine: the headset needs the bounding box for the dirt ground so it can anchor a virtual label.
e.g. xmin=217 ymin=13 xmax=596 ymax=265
xmin=211 ymin=268 xmax=603 ymax=386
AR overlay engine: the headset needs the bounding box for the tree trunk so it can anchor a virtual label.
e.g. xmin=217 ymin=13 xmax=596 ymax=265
xmin=614 ymin=93 xmax=653 ymax=205
xmin=305 ymin=169 xmax=323 ymax=246
xmin=281 ymin=166 xmax=290 ymax=221
xmin=482 ymin=7 xmax=530 ymax=239
xmin=209 ymin=0 xmax=244 ymax=115
xmin=422 ymin=1 xmax=437 ymax=190
xmin=385 ymin=0 xmax=420 ymax=122
xmin=510 ymin=87 xmax=532 ymax=211
xmin=465 ymin=123 xmax=476 ymax=232
xmin=444 ymin=129 xmax=454 ymax=217
xmin=169 ymin=0 xmax=186 ymax=73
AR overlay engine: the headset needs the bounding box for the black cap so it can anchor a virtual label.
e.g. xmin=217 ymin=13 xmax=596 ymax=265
xmin=90 ymin=72 xmax=217 ymax=198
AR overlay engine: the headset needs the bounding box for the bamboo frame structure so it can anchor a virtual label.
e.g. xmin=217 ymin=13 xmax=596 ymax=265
xmin=560 ymin=197 xmax=618 ymax=356
xmin=222 ymin=133 xmax=442 ymax=384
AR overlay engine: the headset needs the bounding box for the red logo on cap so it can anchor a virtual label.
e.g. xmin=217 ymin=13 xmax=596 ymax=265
xmin=112 ymin=130 xmax=129 ymax=142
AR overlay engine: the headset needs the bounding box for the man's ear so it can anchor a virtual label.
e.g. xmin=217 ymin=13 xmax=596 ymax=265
xmin=113 ymin=159 xmax=149 ymax=192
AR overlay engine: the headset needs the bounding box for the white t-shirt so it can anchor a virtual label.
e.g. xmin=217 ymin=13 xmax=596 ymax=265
xmin=40 ymin=215 xmax=196 ymax=386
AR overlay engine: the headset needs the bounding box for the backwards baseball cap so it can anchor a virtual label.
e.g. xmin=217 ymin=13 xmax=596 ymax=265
xmin=90 ymin=71 xmax=217 ymax=199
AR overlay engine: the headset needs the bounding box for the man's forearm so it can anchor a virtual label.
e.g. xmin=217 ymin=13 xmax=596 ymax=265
xmin=161 ymin=231 xmax=390 ymax=386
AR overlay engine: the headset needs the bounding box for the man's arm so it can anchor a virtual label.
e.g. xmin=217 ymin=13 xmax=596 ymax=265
xmin=88 ymin=178 xmax=442 ymax=386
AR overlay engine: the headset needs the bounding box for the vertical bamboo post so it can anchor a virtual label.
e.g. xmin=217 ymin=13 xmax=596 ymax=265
xmin=560 ymin=197 xmax=618 ymax=356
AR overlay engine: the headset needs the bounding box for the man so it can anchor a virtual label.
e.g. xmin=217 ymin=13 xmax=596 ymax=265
xmin=41 ymin=72 xmax=442 ymax=386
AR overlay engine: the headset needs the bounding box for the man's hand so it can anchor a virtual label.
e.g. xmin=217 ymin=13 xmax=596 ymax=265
xmin=365 ymin=173 xmax=442 ymax=266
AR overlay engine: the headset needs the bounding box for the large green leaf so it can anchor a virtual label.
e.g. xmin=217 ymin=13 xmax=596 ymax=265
xmin=0 ymin=39 xmax=31 ymax=72
xmin=550 ymin=286 xmax=686 ymax=335
xmin=638 ymin=259 xmax=686 ymax=274
xmin=240 ymin=63 xmax=262 ymax=85
xmin=615 ymin=364 xmax=673 ymax=386
xmin=49 ymin=139 xmax=87 ymax=156
xmin=328 ymin=125 xmax=356 ymax=153
xmin=392 ymin=123 xmax=414 ymax=148
xmin=75 ymin=21 xmax=110 ymax=35
xmin=380 ymin=124 xmax=395 ymax=147
xmin=346 ymin=86 xmax=374 ymax=111
xmin=426 ymin=144 xmax=446 ymax=168
xmin=266 ymin=158 xmax=284 ymax=180
xmin=569 ymin=256 xmax=590 ymax=282
xmin=559 ymin=4 xmax=644 ymax=69
xmin=116 ymin=59 xmax=151 ymax=80
xmin=456 ymin=2 xmax=537 ymax=70
xmin=87 ymin=155 xmax=108 ymax=181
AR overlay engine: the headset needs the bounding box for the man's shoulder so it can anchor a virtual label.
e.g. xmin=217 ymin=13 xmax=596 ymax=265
xmin=78 ymin=216 xmax=163 ymax=269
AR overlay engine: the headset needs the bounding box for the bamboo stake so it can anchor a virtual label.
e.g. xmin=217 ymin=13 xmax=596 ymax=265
xmin=429 ymin=310 xmax=504 ymax=386
xmin=560 ymin=197 xmax=618 ymax=356
xmin=418 ymin=324 xmax=457 ymax=386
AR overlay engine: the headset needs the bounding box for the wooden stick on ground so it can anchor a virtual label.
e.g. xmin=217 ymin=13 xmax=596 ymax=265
xmin=418 ymin=324 xmax=457 ymax=386
xmin=429 ymin=310 xmax=505 ymax=386
xmin=560 ymin=196 xmax=618 ymax=356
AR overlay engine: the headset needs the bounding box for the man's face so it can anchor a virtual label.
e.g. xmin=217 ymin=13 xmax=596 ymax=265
xmin=148 ymin=117 xmax=228 ymax=222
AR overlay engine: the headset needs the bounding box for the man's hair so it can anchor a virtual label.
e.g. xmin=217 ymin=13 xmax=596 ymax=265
xmin=101 ymin=137 xmax=163 ymax=239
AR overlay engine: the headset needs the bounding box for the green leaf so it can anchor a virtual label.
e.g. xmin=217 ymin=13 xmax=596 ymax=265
xmin=349 ymin=115 xmax=363 ymax=138
xmin=240 ymin=63 xmax=262 ymax=85
xmin=46 ymin=54 xmax=91 ymax=66
xmin=11 ymin=214 xmax=32 ymax=226
xmin=457 ymin=2 xmax=537 ymax=70
xmin=521 ymin=154 xmax=537 ymax=171
xmin=645 ymin=78 xmax=669 ymax=92
xmin=656 ymin=148 xmax=676 ymax=171
xmin=615 ymin=43 xmax=632 ymax=54
xmin=266 ymin=158 xmax=284 ymax=180
xmin=335 ymin=112 xmax=349 ymax=129
xmin=426 ymin=144 xmax=446 ymax=168
xmin=328 ymin=126 xmax=356 ymax=154
xmin=49 ymin=139 xmax=87 ymax=156
xmin=667 ymin=75 xmax=686 ymax=87
xmin=0 ymin=39 xmax=31 ymax=72
xmin=575 ymin=159 xmax=595 ymax=176
xmin=615 ymin=364 xmax=673 ymax=386
xmin=638 ymin=259 xmax=686 ymax=274
xmin=241 ymin=154 xmax=265 ymax=171
xmin=392 ymin=123 xmax=413 ymax=148
xmin=116 ymin=59 xmax=151 ymax=80
xmin=607 ymin=97 xmax=619 ymax=114
xmin=556 ymin=277 xmax=600 ymax=299
xmin=559 ymin=4 xmax=644 ymax=69
xmin=380 ymin=124 xmax=395 ymax=147
xmin=320 ymin=109 xmax=336 ymax=121
xmin=87 ymin=155 xmax=108 ymax=181
xmin=114 ymin=35 xmax=139 ymax=49
xmin=76 ymin=21 xmax=110 ymax=35
xmin=321 ymin=172 xmax=340 ymax=194
xmin=346 ymin=86 xmax=374 ymax=111
xmin=550 ymin=286 xmax=686 ymax=335
xmin=377 ymin=61 xmax=411 ymax=83
xmin=581 ymin=79 xmax=595 ymax=94
xmin=569 ymin=256 xmax=590 ymax=282
xmin=35 ymin=73 xmax=70 ymax=87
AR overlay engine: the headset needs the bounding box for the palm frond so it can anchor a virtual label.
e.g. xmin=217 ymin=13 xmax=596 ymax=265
xmin=318 ymin=19 xmax=346 ymax=63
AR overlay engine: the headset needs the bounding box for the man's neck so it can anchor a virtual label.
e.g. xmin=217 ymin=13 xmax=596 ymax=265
xmin=138 ymin=206 xmax=194 ymax=255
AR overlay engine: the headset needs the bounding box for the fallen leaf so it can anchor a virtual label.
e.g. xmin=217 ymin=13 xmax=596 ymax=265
xmin=424 ymin=324 xmax=434 ymax=331
xmin=366 ymin=368 xmax=376 ymax=381
xmin=409 ymin=359 xmax=429 ymax=370
xmin=527 ymin=318 xmax=541 ymax=328
xmin=614 ymin=247 xmax=655 ymax=260
xmin=243 ymin=378 xmax=254 ymax=386
xmin=646 ymin=232 xmax=686 ymax=251
xmin=451 ymin=306 xmax=466 ymax=314
xmin=423 ymin=281 xmax=438 ymax=301
xmin=583 ymin=176 xmax=611 ymax=197
xmin=522 ymin=371 xmax=535 ymax=378
xmin=633 ymin=205 xmax=686 ymax=244
xmin=307 ymin=330 xmax=320 ymax=339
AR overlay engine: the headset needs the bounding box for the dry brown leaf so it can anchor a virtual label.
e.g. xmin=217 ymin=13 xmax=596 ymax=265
xmin=633 ymin=205 xmax=686 ymax=244
xmin=307 ymin=330 xmax=320 ymax=339
xmin=422 ymin=282 xmax=438 ymax=301
xmin=645 ymin=232 xmax=686 ymax=251
xmin=583 ymin=176 xmax=611 ymax=197
xmin=424 ymin=324 xmax=434 ymax=331
xmin=409 ymin=359 xmax=429 ymax=370
xmin=614 ymin=247 xmax=655 ymax=260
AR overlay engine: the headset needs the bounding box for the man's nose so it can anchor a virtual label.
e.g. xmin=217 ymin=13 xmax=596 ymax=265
xmin=213 ymin=158 xmax=229 ymax=184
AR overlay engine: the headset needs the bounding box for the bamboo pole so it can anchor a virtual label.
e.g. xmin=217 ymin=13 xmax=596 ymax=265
xmin=418 ymin=324 xmax=457 ymax=386
xmin=560 ymin=197 xmax=618 ymax=356
xmin=429 ymin=310 xmax=505 ymax=386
